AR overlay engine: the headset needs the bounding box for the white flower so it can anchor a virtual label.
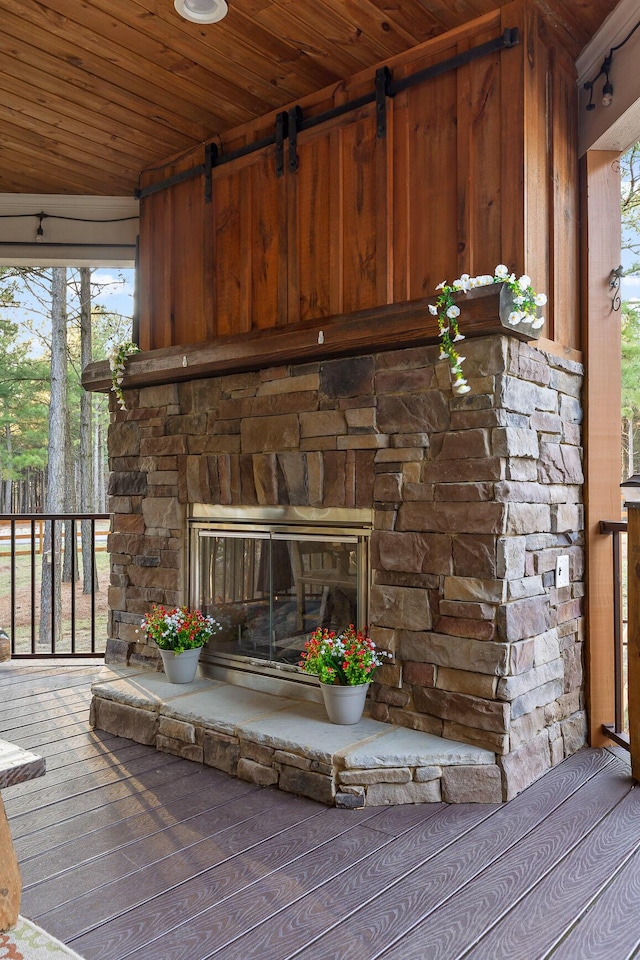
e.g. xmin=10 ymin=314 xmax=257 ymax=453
xmin=453 ymin=332 xmax=465 ymax=342
xmin=452 ymin=279 xmax=464 ymax=291
xmin=495 ymin=264 xmax=509 ymax=279
xmin=446 ymin=305 xmax=460 ymax=319
xmin=428 ymin=304 xmax=439 ymax=315
xmin=439 ymin=349 xmax=448 ymax=360
xmin=535 ymin=293 xmax=547 ymax=306
xmin=518 ymin=274 xmax=531 ymax=291
xmin=513 ymin=295 xmax=525 ymax=305
xmin=477 ymin=275 xmax=493 ymax=286
xmin=508 ymin=311 xmax=522 ymax=325
xmin=531 ymin=316 xmax=545 ymax=329
xmin=435 ymin=281 xmax=447 ymax=290
xmin=453 ymin=381 xmax=472 ymax=395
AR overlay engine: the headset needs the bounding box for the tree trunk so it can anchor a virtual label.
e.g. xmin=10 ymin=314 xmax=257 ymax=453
xmin=94 ymin=419 xmax=106 ymax=513
xmin=3 ymin=424 xmax=11 ymax=514
xmin=79 ymin=267 xmax=97 ymax=594
xmin=39 ymin=268 xmax=67 ymax=648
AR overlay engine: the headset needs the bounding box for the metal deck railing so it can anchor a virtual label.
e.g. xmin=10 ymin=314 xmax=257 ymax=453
xmin=0 ymin=513 xmax=109 ymax=658
xmin=599 ymin=518 xmax=629 ymax=749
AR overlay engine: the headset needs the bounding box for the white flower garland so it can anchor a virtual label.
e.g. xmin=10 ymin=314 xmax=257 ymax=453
xmin=108 ymin=341 xmax=141 ymax=411
xmin=431 ymin=265 xmax=547 ymax=395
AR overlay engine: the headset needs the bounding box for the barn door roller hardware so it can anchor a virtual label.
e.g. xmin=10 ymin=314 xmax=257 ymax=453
xmin=135 ymin=28 xmax=519 ymax=199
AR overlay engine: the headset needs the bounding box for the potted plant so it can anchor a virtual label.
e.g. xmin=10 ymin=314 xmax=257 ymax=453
xmin=298 ymin=624 xmax=390 ymax=724
xmin=141 ymin=606 xmax=221 ymax=684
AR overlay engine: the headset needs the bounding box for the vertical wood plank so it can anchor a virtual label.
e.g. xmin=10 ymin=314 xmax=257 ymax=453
xmin=551 ymin=57 xmax=580 ymax=349
xmin=404 ymin=60 xmax=459 ymax=297
xmin=342 ymin=112 xmax=379 ymax=313
xmin=153 ymin=186 xmax=173 ymax=350
xmin=296 ymin=133 xmax=333 ymax=321
xmin=523 ymin=4 xmax=551 ymax=330
xmin=137 ymin=197 xmax=153 ymax=352
xmin=467 ymin=40 xmax=503 ymax=276
xmin=213 ymin=166 xmax=252 ymax=336
xmin=287 ymin=150 xmax=301 ymax=325
xmin=627 ymin=505 xmax=640 ymax=778
xmin=391 ymin=90 xmax=410 ymax=304
xmin=251 ymin=148 xmax=281 ymax=330
xmin=171 ymin=177 xmax=206 ymax=345
xmin=582 ymin=150 xmax=622 ymax=747
xmin=456 ymin=37 xmax=471 ymax=278
xmin=376 ymin=99 xmax=393 ymax=305
xmin=499 ymin=0 xmax=525 ymax=271
xmin=329 ymin=126 xmax=344 ymax=317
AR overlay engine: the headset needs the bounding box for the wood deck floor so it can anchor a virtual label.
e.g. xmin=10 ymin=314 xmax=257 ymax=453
xmin=1 ymin=660 xmax=639 ymax=960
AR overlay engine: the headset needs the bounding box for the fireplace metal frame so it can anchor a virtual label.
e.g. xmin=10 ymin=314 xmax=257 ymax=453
xmin=188 ymin=504 xmax=373 ymax=699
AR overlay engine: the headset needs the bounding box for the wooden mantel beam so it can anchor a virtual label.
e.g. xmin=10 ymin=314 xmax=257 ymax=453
xmin=83 ymin=284 xmax=534 ymax=393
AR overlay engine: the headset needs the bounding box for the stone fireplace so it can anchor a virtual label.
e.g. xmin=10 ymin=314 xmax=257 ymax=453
xmin=102 ymin=330 xmax=586 ymax=801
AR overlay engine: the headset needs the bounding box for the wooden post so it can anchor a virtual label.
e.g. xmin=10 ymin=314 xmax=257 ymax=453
xmin=0 ymin=796 xmax=21 ymax=930
xmin=0 ymin=740 xmax=45 ymax=930
xmin=627 ymin=504 xmax=640 ymax=780
xmin=582 ymin=150 xmax=622 ymax=746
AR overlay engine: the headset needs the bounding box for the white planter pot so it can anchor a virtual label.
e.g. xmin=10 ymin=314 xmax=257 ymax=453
xmin=159 ymin=646 xmax=202 ymax=684
xmin=319 ymin=681 xmax=370 ymax=724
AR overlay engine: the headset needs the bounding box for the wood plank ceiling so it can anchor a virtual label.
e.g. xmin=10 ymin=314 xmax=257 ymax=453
xmin=0 ymin=0 xmax=619 ymax=197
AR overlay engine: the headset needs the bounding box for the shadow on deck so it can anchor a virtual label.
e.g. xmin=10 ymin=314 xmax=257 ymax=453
xmin=0 ymin=659 xmax=638 ymax=960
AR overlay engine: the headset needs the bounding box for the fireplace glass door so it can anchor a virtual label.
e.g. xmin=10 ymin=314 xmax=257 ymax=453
xmin=189 ymin=518 xmax=369 ymax=675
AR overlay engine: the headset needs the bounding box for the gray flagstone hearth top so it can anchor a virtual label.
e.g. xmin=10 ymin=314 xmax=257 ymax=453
xmin=0 ymin=739 xmax=45 ymax=789
xmin=91 ymin=665 xmax=494 ymax=769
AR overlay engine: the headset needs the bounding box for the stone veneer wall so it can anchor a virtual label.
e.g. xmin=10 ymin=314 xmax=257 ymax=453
xmin=106 ymin=333 xmax=586 ymax=801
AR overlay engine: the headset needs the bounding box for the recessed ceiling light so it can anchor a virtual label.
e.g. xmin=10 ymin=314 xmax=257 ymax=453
xmin=174 ymin=0 xmax=228 ymax=24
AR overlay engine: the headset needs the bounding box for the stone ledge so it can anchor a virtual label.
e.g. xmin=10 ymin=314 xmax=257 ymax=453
xmin=90 ymin=665 xmax=502 ymax=806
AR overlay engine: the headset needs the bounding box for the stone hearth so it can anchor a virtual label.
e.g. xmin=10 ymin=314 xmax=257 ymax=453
xmin=102 ymin=331 xmax=586 ymax=802
xmin=90 ymin=665 xmax=501 ymax=806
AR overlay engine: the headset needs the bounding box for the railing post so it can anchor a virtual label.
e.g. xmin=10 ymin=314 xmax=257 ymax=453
xmin=627 ymin=504 xmax=640 ymax=779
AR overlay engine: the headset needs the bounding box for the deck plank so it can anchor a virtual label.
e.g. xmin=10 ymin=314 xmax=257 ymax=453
xmin=1 ymin=662 xmax=638 ymax=960
xmin=376 ymin=759 xmax=636 ymax=959
xmin=216 ymin=749 xmax=615 ymax=960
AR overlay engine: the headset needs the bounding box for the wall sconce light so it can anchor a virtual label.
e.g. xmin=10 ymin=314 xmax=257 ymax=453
xmin=174 ymin=0 xmax=228 ymax=23
xmin=35 ymin=212 xmax=46 ymax=243
xmin=610 ymin=265 xmax=624 ymax=312
xmin=583 ymin=20 xmax=640 ymax=112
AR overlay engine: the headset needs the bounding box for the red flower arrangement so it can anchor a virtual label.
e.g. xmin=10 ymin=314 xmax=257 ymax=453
xmin=298 ymin=624 xmax=390 ymax=686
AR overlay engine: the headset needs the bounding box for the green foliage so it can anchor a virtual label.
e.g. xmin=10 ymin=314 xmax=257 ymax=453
xmin=0 ymin=302 xmax=49 ymax=480
xmin=621 ymin=302 xmax=640 ymax=420
xmin=0 ymin=267 xmax=133 ymax=504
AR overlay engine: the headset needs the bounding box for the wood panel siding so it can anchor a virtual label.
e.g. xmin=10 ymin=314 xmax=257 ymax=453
xmin=137 ymin=0 xmax=580 ymax=357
